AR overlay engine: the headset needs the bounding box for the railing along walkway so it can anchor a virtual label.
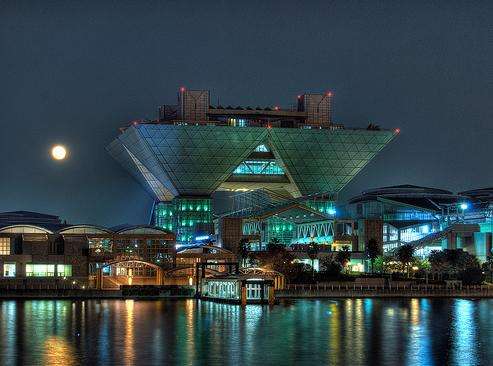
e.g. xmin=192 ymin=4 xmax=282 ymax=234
xmin=277 ymin=283 xmax=493 ymax=298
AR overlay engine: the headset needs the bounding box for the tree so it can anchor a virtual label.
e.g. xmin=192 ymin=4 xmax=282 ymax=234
xmin=319 ymin=256 xmax=343 ymax=278
xmin=238 ymin=238 xmax=250 ymax=267
xmin=481 ymin=255 xmax=493 ymax=282
xmin=335 ymin=246 xmax=351 ymax=271
xmin=459 ymin=267 xmax=485 ymax=285
xmin=365 ymin=238 xmax=380 ymax=273
xmin=428 ymin=249 xmax=480 ymax=279
xmin=253 ymin=240 xmax=297 ymax=279
xmin=306 ymin=241 xmax=320 ymax=279
xmin=395 ymin=244 xmax=415 ymax=277
xmin=267 ymin=237 xmax=284 ymax=254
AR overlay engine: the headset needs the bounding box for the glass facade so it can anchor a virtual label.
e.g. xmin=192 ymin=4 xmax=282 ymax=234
xmin=108 ymin=124 xmax=396 ymax=200
xmin=154 ymin=198 xmax=212 ymax=244
xmin=254 ymin=144 xmax=269 ymax=152
xmin=265 ymin=217 xmax=295 ymax=244
xmin=305 ymin=200 xmax=336 ymax=215
xmin=0 ymin=237 xmax=10 ymax=255
xmin=233 ymin=160 xmax=284 ymax=175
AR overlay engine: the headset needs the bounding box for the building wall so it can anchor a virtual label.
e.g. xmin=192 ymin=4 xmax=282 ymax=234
xmin=357 ymin=219 xmax=384 ymax=253
xmin=0 ymin=234 xmax=89 ymax=279
xmin=219 ymin=218 xmax=243 ymax=254
xmin=179 ymin=89 xmax=209 ymax=121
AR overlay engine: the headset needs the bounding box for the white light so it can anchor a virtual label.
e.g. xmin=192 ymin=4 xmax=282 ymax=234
xmin=51 ymin=145 xmax=67 ymax=160
xmin=460 ymin=203 xmax=469 ymax=210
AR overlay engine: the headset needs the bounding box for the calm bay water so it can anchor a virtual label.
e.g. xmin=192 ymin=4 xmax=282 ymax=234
xmin=0 ymin=298 xmax=492 ymax=365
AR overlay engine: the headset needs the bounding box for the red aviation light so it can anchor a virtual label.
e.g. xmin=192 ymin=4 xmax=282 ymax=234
xmin=395 ymin=128 xmax=401 ymax=134
xmin=179 ymin=86 xmax=186 ymax=92
xmin=326 ymin=91 xmax=333 ymax=97
xmin=274 ymin=106 xmax=280 ymax=111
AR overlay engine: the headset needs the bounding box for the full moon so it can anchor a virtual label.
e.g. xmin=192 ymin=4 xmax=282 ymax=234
xmin=51 ymin=145 xmax=67 ymax=160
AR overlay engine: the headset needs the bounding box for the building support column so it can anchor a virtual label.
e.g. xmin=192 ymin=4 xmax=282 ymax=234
xmin=268 ymin=286 xmax=275 ymax=305
xmin=241 ymin=285 xmax=247 ymax=306
xmin=156 ymin=268 xmax=163 ymax=285
xmin=96 ymin=268 xmax=103 ymax=290
xmin=486 ymin=233 xmax=492 ymax=257
xmin=447 ymin=232 xmax=457 ymax=250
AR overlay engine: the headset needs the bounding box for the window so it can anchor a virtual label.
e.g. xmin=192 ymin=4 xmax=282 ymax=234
xmin=233 ymin=160 xmax=284 ymax=175
xmin=3 ymin=263 xmax=16 ymax=277
xmin=57 ymin=264 xmax=72 ymax=277
xmin=26 ymin=264 xmax=55 ymax=277
xmin=0 ymin=237 xmax=10 ymax=255
xmin=246 ymin=283 xmax=262 ymax=299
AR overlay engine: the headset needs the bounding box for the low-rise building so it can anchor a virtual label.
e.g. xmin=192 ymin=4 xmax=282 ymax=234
xmin=0 ymin=211 xmax=175 ymax=289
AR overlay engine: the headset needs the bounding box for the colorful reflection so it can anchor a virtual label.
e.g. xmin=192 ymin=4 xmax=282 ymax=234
xmin=0 ymin=298 xmax=491 ymax=365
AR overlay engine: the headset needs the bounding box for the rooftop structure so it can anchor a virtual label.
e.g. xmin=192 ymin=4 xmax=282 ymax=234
xmin=108 ymin=87 xmax=398 ymax=243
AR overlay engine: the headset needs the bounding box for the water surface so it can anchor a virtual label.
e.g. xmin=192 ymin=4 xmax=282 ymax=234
xmin=0 ymin=298 xmax=491 ymax=365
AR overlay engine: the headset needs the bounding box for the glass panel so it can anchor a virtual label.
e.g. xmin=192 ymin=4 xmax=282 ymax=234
xmin=25 ymin=264 xmax=55 ymax=277
xmin=57 ymin=264 xmax=72 ymax=277
xmin=0 ymin=237 xmax=10 ymax=255
xmin=233 ymin=160 xmax=284 ymax=175
xmin=3 ymin=263 xmax=16 ymax=277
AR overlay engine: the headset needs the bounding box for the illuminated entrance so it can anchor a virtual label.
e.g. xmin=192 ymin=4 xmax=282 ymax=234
xmin=95 ymin=259 xmax=164 ymax=289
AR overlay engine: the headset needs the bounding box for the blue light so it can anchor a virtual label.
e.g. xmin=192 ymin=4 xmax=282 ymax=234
xmin=195 ymin=235 xmax=210 ymax=241
xmin=327 ymin=208 xmax=336 ymax=215
xmin=460 ymin=202 xmax=469 ymax=210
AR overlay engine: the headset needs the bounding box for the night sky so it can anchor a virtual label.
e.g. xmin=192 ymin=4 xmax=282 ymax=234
xmin=1 ymin=1 xmax=491 ymax=226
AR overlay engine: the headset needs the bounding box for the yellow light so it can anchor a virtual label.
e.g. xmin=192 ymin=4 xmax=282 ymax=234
xmin=51 ymin=145 xmax=67 ymax=160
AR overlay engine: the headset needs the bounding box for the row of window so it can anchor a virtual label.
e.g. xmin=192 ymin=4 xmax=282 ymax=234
xmin=2 ymin=263 xmax=73 ymax=278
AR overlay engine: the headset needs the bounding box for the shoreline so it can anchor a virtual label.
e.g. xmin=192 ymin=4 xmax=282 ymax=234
xmin=0 ymin=288 xmax=492 ymax=300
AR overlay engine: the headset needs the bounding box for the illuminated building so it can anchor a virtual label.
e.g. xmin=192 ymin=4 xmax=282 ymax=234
xmin=0 ymin=211 xmax=175 ymax=288
xmin=348 ymin=185 xmax=493 ymax=261
xmin=108 ymin=87 xmax=398 ymax=245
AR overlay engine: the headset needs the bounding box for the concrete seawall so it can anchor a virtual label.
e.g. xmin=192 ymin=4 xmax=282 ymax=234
xmin=277 ymin=284 xmax=493 ymax=298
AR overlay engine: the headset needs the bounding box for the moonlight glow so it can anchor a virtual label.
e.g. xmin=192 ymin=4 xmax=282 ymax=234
xmin=51 ymin=145 xmax=67 ymax=160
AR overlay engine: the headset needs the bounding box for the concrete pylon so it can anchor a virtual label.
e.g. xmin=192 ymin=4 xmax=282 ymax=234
xmin=156 ymin=268 xmax=163 ymax=285
xmin=96 ymin=268 xmax=103 ymax=290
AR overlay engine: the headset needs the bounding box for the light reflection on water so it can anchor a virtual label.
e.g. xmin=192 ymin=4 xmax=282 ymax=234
xmin=0 ymin=298 xmax=491 ymax=365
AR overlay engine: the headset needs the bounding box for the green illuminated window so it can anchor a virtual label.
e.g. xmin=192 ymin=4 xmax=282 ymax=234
xmin=254 ymin=144 xmax=269 ymax=152
xmin=57 ymin=264 xmax=73 ymax=277
xmin=26 ymin=264 xmax=55 ymax=277
xmin=233 ymin=160 xmax=284 ymax=175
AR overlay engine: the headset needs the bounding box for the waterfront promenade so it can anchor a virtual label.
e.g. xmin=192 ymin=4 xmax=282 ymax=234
xmin=277 ymin=283 xmax=493 ymax=298
xmin=1 ymin=283 xmax=492 ymax=299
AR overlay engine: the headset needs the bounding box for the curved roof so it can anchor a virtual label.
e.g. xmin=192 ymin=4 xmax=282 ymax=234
xmin=111 ymin=224 xmax=173 ymax=235
xmin=459 ymin=187 xmax=493 ymax=201
xmin=361 ymin=185 xmax=453 ymax=196
xmin=176 ymin=244 xmax=234 ymax=255
xmin=350 ymin=185 xmax=460 ymax=204
xmin=58 ymin=225 xmax=113 ymax=235
xmin=0 ymin=224 xmax=54 ymax=234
